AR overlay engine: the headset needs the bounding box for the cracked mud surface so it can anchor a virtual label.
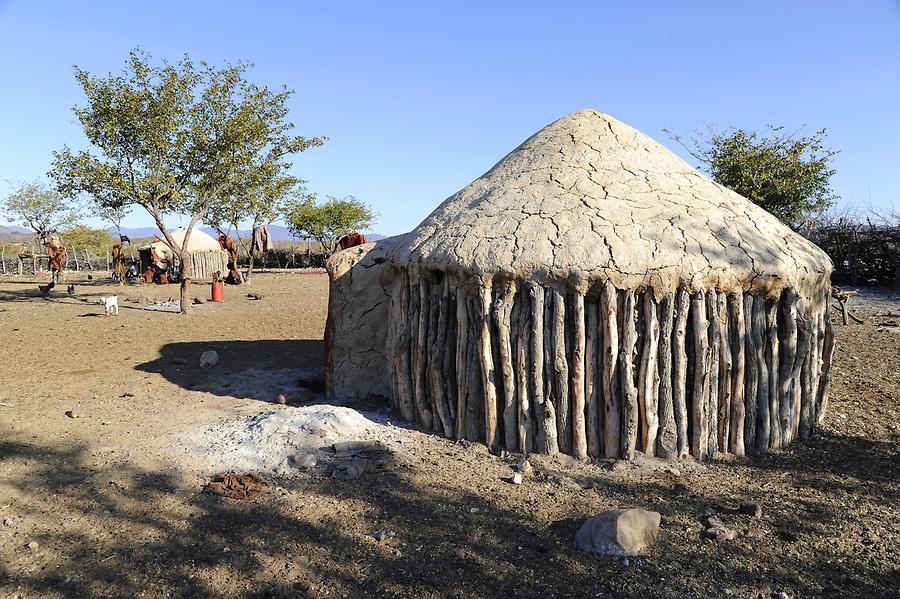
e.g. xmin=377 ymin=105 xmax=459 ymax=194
xmin=396 ymin=110 xmax=831 ymax=299
xmin=1 ymin=275 xmax=897 ymax=598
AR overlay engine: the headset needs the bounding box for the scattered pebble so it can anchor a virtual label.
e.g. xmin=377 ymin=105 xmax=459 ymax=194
xmin=739 ymin=500 xmax=762 ymax=518
xmin=3 ymin=518 xmax=13 ymax=526
xmin=511 ymin=473 xmax=523 ymax=485
xmin=515 ymin=458 xmax=532 ymax=473
xmin=373 ymin=529 xmax=396 ymax=542
xmin=26 ymin=541 xmax=39 ymax=550
xmin=288 ymin=454 xmax=318 ymax=469
xmin=65 ymin=410 xmax=79 ymax=419
xmin=469 ymin=507 xmax=480 ymax=513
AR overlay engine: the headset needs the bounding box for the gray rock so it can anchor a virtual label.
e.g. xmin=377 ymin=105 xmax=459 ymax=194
xmin=26 ymin=541 xmax=38 ymax=550
xmin=373 ymin=529 xmax=396 ymax=542
xmin=515 ymin=458 xmax=532 ymax=473
xmin=739 ymin=500 xmax=762 ymax=518
xmin=288 ymin=454 xmax=318 ymax=469
xmin=510 ymin=473 xmax=523 ymax=485
xmin=575 ymin=508 xmax=661 ymax=556
xmin=3 ymin=518 xmax=12 ymax=526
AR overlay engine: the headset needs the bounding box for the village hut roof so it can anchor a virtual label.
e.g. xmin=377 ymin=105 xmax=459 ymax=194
xmin=147 ymin=227 xmax=224 ymax=257
xmin=394 ymin=109 xmax=831 ymax=299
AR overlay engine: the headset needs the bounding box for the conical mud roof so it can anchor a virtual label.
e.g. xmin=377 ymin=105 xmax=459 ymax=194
xmin=395 ymin=109 xmax=831 ymax=298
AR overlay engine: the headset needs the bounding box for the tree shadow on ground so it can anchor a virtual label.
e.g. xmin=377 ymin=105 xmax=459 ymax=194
xmin=136 ymin=340 xmax=326 ymax=403
xmin=2 ymin=419 xmax=898 ymax=599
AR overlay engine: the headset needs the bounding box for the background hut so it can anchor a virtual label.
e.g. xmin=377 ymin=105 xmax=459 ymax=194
xmin=139 ymin=227 xmax=228 ymax=282
xmin=326 ymin=109 xmax=834 ymax=461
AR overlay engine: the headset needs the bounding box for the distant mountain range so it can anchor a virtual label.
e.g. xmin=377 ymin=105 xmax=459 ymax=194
xmin=0 ymin=223 xmax=385 ymax=243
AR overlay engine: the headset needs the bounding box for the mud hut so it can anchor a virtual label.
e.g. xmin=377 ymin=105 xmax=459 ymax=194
xmin=326 ymin=109 xmax=834 ymax=461
xmin=139 ymin=227 xmax=229 ymax=282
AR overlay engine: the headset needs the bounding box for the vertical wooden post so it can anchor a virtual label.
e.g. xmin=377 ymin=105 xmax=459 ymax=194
xmin=495 ymin=280 xmax=518 ymax=451
xmin=571 ymin=292 xmax=588 ymax=459
xmin=620 ymin=288 xmax=638 ymax=460
xmin=657 ymin=292 xmax=677 ymax=459
xmin=413 ymin=277 xmax=433 ymax=429
xmin=542 ymin=287 xmax=559 ymax=454
xmin=690 ymin=291 xmax=710 ymax=460
xmin=455 ymin=287 xmax=469 ymax=439
xmin=551 ymin=288 xmax=570 ymax=454
xmin=706 ymin=291 xmax=720 ymax=458
xmin=778 ymin=290 xmax=799 ymax=445
xmin=585 ymin=295 xmax=601 ymax=457
xmin=728 ymin=292 xmax=746 ymax=456
xmin=529 ymin=284 xmax=555 ymax=454
xmin=516 ymin=286 xmax=532 ymax=452
xmin=743 ymin=294 xmax=758 ymax=452
xmin=816 ymin=313 xmax=835 ymax=425
xmin=479 ymin=283 xmax=500 ymax=452
xmin=600 ymin=282 xmax=620 ymax=458
xmin=765 ymin=297 xmax=781 ymax=450
xmin=752 ymin=295 xmax=769 ymax=452
xmin=393 ymin=271 xmax=415 ymax=421
xmin=638 ymin=292 xmax=660 ymax=455
xmin=717 ymin=292 xmax=732 ymax=452
xmin=673 ymin=288 xmax=690 ymax=459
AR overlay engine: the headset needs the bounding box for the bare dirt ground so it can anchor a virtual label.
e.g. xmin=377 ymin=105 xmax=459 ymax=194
xmin=0 ymin=274 xmax=897 ymax=599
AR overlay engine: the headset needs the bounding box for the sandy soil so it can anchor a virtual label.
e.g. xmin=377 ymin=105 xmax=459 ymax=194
xmin=0 ymin=273 xmax=897 ymax=599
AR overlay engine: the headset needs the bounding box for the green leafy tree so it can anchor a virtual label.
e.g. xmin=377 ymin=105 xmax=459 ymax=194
xmin=60 ymin=224 xmax=113 ymax=255
xmin=52 ymin=49 xmax=324 ymax=313
xmin=2 ymin=180 xmax=83 ymax=237
xmin=666 ymin=125 xmax=838 ymax=228
xmin=206 ymin=179 xmax=314 ymax=284
xmin=286 ymin=195 xmax=377 ymax=255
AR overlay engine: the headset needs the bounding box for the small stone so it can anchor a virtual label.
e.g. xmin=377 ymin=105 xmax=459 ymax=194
xmin=469 ymin=507 xmax=480 ymax=513
xmin=663 ymin=466 xmax=681 ymax=476
xmin=65 ymin=410 xmax=79 ymax=419
xmin=511 ymin=473 xmax=523 ymax=485
xmin=288 ymin=454 xmax=317 ymax=469
xmin=515 ymin=458 xmax=532 ymax=473
xmin=193 ymin=297 xmax=205 ymax=305
xmin=575 ymin=508 xmax=661 ymax=556
xmin=223 ymin=547 xmax=231 ymax=553
xmin=276 ymin=393 xmax=288 ymax=405
xmin=26 ymin=541 xmax=39 ymax=550
xmin=704 ymin=526 xmax=736 ymax=541
xmin=373 ymin=529 xmax=396 ymax=542
xmin=3 ymin=518 xmax=12 ymax=526
xmin=739 ymin=500 xmax=762 ymax=518
xmin=199 ymin=350 xmax=219 ymax=368
xmin=706 ymin=515 xmax=725 ymax=529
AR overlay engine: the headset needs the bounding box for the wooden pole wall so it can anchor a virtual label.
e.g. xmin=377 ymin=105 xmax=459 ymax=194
xmin=388 ymin=268 xmax=833 ymax=461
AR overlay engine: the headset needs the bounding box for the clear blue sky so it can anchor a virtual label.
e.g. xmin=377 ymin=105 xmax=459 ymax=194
xmin=1 ymin=1 xmax=898 ymax=235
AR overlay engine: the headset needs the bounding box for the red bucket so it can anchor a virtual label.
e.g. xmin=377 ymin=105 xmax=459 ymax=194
xmin=211 ymin=281 xmax=224 ymax=302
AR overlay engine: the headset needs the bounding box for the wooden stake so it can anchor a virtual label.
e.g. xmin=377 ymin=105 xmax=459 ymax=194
xmin=638 ymin=292 xmax=660 ymax=456
xmin=778 ymin=289 xmax=799 ymax=445
xmin=585 ymin=296 xmax=601 ymax=457
xmin=752 ymin=294 xmax=770 ymax=452
xmin=478 ymin=284 xmax=500 ymax=452
xmin=816 ymin=313 xmax=835 ymax=425
xmin=571 ymin=292 xmax=588 ymax=459
xmin=706 ymin=291 xmax=720 ymax=458
xmin=426 ymin=279 xmax=444 ymax=436
xmin=600 ymin=281 xmax=620 ymax=458
xmin=392 ymin=271 xmax=415 ymax=421
xmin=717 ymin=292 xmax=732 ymax=453
xmin=529 ymin=284 xmax=555 ymax=454
xmin=541 ymin=287 xmax=559 ymax=454
xmin=657 ymin=292 xmax=677 ymax=459
xmin=743 ymin=293 xmax=758 ymax=452
xmin=620 ymin=288 xmax=638 ymax=460
xmin=728 ymin=292 xmax=746 ymax=457
xmin=765 ymin=297 xmax=781 ymax=450
xmin=466 ymin=295 xmax=483 ymax=441
xmin=516 ymin=286 xmax=532 ymax=452
xmin=494 ymin=280 xmax=518 ymax=451
xmin=673 ymin=287 xmax=690 ymax=459
xmin=411 ymin=278 xmax=433 ymax=428
xmin=691 ymin=291 xmax=710 ymax=460
xmin=551 ymin=288 xmax=571 ymax=454
xmin=431 ymin=277 xmax=455 ymax=436
xmin=455 ymin=287 xmax=469 ymax=439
